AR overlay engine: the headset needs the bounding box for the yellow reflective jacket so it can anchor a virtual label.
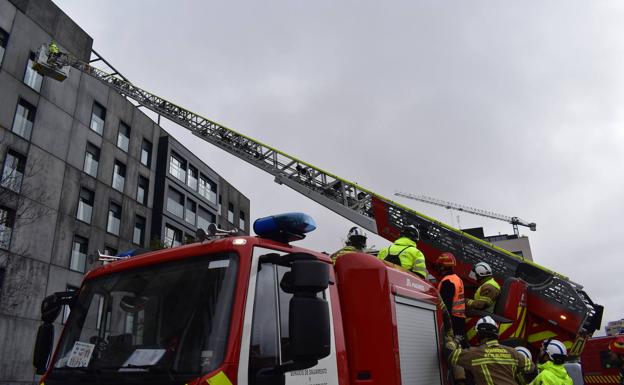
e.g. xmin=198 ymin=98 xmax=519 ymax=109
xmin=530 ymin=361 xmax=573 ymax=385
xmin=377 ymin=237 xmax=428 ymax=278
xmin=468 ymin=277 xmax=500 ymax=313
xmin=330 ymin=245 xmax=360 ymax=263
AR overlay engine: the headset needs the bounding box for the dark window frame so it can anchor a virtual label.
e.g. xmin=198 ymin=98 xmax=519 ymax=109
xmin=76 ymin=187 xmax=95 ymax=224
xmin=0 ymin=206 xmax=16 ymax=250
xmin=140 ymin=139 xmax=152 ymax=167
xmin=83 ymin=142 xmax=100 ymax=177
xmin=106 ymin=201 xmax=122 ymax=236
xmin=1 ymin=149 xmax=27 ymax=193
xmin=69 ymin=234 xmax=88 ymax=273
xmin=24 ymin=51 xmax=43 ymax=92
xmin=90 ymin=101 xmax=106 ymax=135
xmin=133 ymin=215 xmax=146 ymax=245
xmin=116 ymin=121 xmax=131 ymax=152
xmin=11 ymin=98 xmax=36 ymax=140
xmin=137 ymin=175 xmax=149 ymax=205
xmin=112 ymin=160 xmax=126 ymax=192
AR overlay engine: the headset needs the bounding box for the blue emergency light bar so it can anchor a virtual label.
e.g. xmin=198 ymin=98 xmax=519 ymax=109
xmin=253 ymin=212 xmax=317 ymax=243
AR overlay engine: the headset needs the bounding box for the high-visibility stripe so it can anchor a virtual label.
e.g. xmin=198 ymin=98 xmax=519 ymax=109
xmin=481 ymin=364 xmax=495 ymax=385
xmin=500 ymin=322 xmax=512 ymax=335
xmin=527 ymin=330 xmax=557 ymax=343
xmin=206 ymin=371 xmax=233 ymax=385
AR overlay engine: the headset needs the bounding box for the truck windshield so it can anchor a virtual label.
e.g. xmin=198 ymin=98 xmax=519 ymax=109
xmin=47 ymin=253 xmax=237 ymax=384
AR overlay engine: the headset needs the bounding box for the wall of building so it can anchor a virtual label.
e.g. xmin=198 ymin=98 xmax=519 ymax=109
xmin=0 ymin=0 xmax=251 ymax=382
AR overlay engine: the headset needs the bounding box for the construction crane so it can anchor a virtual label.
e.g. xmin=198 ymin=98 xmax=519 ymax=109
xmin=394 ymin=192 xmax=537 ymax=236
xmin=31 ymin=44 xmax=601 ymax=340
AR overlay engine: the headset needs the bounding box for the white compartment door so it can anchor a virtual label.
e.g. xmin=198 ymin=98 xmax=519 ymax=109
xmin=394 ymin=296 xmax=442 ymax=385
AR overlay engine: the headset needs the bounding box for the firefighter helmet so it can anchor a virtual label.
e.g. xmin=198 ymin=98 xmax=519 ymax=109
xmin=400 ymin=224 xmax=420 ymax=241
xmin=609 ymin=336 xmax=624 ymax=354
xmin=515 ymin=346 xmax=532 ymax=362
xmin=543 ymin=339 xmax=567 ymax=362
xmin=475 ymin=316 xmax=498 ymax=339
xmin=435 ymin=252 xmax=456 ymax=267
xmin=346 ymin=226 xmax=367 ymax=249
xmin=473 ymin=262 xmax=493 ymax=279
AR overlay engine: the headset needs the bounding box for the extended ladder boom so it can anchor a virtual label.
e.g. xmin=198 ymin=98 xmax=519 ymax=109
xmin=33 ymin=45 xmax=601 ymax=336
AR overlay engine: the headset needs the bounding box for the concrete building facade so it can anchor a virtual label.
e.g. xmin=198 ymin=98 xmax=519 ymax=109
xmin=463 ymin=227 xmax=534 ymax=261
xmin=0 ymin=1 xmax=250 ymax=383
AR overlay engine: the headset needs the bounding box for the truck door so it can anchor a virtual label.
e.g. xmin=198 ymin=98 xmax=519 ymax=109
xmin=238 ymin=247 xmax=339 ymax=385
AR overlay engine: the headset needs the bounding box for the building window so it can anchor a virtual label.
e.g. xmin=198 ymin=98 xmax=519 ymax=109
xmin=199 ymin=176 xmax=217 ymax=204
xmin=218 ymin=194 xmax=222 ymax=215
xmin=24 ymin=51 xmax=43 ymax=92
xmin=112 ymin=160 xmax=126 ymax=192
xmin=103 ymin=246 xmax=117 ymax=257
xmin=166 ymin=187 xmax=184 ymax=218
xmin=90 ymin=102 xmax=106 ymax=135
xmin=12 ymin=98 xmax=36 ymax=140
xmin=70 ymin=235 xmax=88 ymax=273
xmin=0 ymin=206 xmax=16 ymax=250
xmin=140 ymin=139 xmax=152 ymax=167
xmin=137 ymin=175 xmax=149 ymax=205
xmin=169 ymin=152 xmax=186 ymax=182
xmin=187 ymin=165 xmax=198 ymax=191
xmin=185 ymin=199 xmax=196 ymax=225
xmin=107 ymin=202 xmax=122 ymax=236
xmin=1 ymin=150 xmax=26 ymax=193
xmin=133 ymin=215 xmax=145 ymax=245
xmin=239 ymin=211 xmax=246 ymax=230
xmin=164 ymin=225 xmax=182 ymax=248
xmin=0 ymin=28 xmax=8 ymax=65
xmin=197 ymin=206 xmax=215 ymax=231
xmin=83 ymin=142 xmax=100 ymax=177
xmin=227 ymin=203 xmax=234 ymax=223
xmin=76 ymin=187 xmax=94 ymax=224
xmin=117 ymin=121 xmax=130 ymax=152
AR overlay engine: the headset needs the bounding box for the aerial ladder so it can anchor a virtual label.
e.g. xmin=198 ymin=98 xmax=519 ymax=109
xmin=394 ymin=191 xmax=537 ymax=236
xmin=32 ymin=44 xmax=602 ymax=350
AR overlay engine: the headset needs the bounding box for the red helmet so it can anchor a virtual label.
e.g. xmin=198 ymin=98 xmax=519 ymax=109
xmin=609 ymin=336 xmax=624 ymax=354
xmin=435 ymin=252 xmax=456 ymax=267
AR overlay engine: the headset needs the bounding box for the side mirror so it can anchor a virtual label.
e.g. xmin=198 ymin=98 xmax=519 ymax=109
xmin=41 ymin=291 xmax=78 ymax=323
xmin=285 ymin=260 xmax=330 ymax=366
xmin=33 ymin=323 xmax=54 ymax=374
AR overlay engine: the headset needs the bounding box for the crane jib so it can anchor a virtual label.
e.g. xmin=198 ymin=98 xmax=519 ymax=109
xmin=34 ymin=46 xmax=602 ymax=335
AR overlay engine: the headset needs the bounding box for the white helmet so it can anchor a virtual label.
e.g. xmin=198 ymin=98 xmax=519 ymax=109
xmin=473 ymin=262 xmax=493 ymax=279
xmin=475 ymin=316 xmax=498 ymax=338
xmin=543 ymin=339 xmax=567 ymax=360
xmin=346 ymin=226 xmax=367 ymax=249
xmin=515 ymin=346 xmax=532 ymax=362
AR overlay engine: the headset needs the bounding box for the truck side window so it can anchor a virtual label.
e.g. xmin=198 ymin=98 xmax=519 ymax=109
xmin=601 ymin=350 xmax=623 ymax=369
xmin=249 ymin=264 xmax=279 ymax=380
xmin=249 ymin=264 xmax=294 ymax=383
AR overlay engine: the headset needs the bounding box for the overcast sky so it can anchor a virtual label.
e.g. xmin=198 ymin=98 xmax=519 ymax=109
xmin=54 ymin=0 xmax=624 ymax=334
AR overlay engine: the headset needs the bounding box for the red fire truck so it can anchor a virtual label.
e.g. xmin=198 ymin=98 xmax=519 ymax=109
xmin=580 ymin=336 xmax=623 ymax=384
xmin=33 ymin=213 xmax=456 ymax=385
xmin=31 ymin=44 xmax=603 ymax=384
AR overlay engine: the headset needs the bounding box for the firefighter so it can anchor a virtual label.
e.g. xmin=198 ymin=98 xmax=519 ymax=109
xmin=605 ymin=336 xmax=624 ymax=384
xmin=515 ymin=346 xmax=538 ymax=385
xmin=330 ymin=226 xmax=367 ymax=263
xmin=377 ymin=224 xmax=428 ymax=279
xmin=435 ymin=252 xmax=466 ymax=337
xmin=530 ymin=339 xmax=573 ymax=385
xmin=466 ymin=262 xmax=500 ymax=313
xmin=445 ymin=316 xmax=534 ymax=385
xmin=48 ymin=41 xmax=60 ymax=61
xmin=435 ymin=253 xmax=467 ymax=385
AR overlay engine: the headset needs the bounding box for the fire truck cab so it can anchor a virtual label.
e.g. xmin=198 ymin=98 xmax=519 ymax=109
xmin=33 ymin=213 xmax=448 ymax=385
